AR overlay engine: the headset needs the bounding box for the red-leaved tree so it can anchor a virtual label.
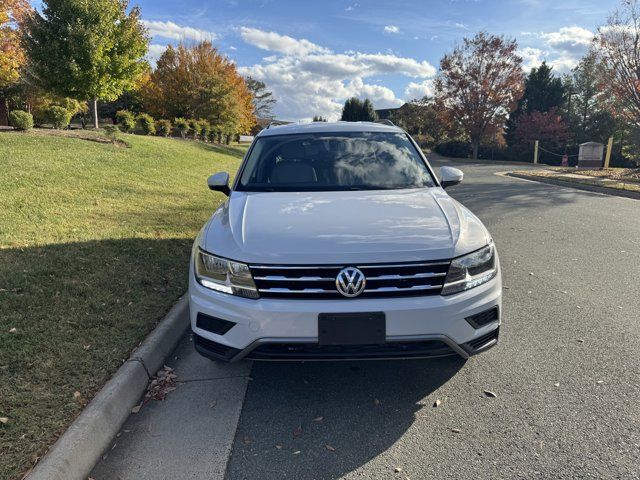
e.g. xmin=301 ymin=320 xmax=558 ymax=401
xmin=435 ymin=31 xmax=525 ymax=159
xmin=514 ymin=107 xmax=571 ymax=148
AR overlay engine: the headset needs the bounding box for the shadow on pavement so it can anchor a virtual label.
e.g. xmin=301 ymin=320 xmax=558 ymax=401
xmin=227 ymin=356 xmax=465 ymax=480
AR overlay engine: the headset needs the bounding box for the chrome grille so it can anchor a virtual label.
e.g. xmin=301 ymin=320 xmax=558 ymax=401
xmin=250 ymin=260 xmax=450 ymax=299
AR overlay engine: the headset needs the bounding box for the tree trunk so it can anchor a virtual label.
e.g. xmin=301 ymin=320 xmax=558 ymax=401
xmin=472 ymin=139 xmax=479 ymax=160
xmin=93 ymin=98 xmax=99 ymax=129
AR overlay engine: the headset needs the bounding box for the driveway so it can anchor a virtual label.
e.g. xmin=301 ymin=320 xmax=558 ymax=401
xmin=92 ymin=158 xmax=640 ymax=479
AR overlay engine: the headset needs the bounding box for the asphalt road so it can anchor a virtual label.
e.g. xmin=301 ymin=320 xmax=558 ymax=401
xmin=93 ymin=158 xmax=640 ymax=480
xmin=226 ymin=159 xmax=640 ymax=480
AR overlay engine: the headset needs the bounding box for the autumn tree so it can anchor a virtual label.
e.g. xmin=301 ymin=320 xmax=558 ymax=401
xmin=390 ymin=96 xmax=444 ymax=147
xmin=340 ymin=97 xmax=378 ymax=122
xmin=515 ymin=107 xmax=570 ymax=148
xmin=0 ymin=0 xmax=30 ymax=124
xmin=246 ymin=76 xmax=276 ymax=119
xmin=23 ymin=0 xmax=149 ymax=128
xmin=434 ymin=31 xmax=525 ymax=159
xmin=595 ymin=0 xmax=640 ymax=128
xmin=143 ymin=42 xmax=255 ymax=135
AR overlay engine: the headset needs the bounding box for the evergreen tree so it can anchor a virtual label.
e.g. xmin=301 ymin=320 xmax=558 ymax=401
xmin=340 ymin=97 xmax=378 ymax=121
xmin=506 ymin=61 xmax=565 ymax=145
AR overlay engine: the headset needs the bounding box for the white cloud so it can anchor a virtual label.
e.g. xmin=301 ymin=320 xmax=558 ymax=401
xmin=147 ymin=43 xmax=168 ymax=63
xmin=238 ymin=27 xmax=436 ymax=121
xmin=541 ymin=26 xmax=593 ymax=55
xmin=384 ymin=25 xmax=400 ymax=34
xmin=240 ymin=27 xmax=330 ymax=56
xmin=142 ymin=20 xmax=217 ymax=42
xmin=519 ymin=25 xmax=594 ymax=74
xmin=404 ymin=79 xmax=434 ymax=100
xmin=454 ymin=22 xmax=468 ymax=29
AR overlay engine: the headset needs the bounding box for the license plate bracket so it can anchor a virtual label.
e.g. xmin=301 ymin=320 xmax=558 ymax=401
xmin=318 ymin=312 xmax=386 ymax=345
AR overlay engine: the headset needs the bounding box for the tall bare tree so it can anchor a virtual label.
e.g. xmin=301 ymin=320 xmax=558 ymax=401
xmin=434 ymin=31 xmax=525 ymax=159
xmin=595 ymin=0 xmax=640 ymax=128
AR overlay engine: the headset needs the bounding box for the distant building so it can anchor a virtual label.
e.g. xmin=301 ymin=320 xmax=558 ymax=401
xmin=375 ymin=106 xmax=404 ymax=120
xmin=251 ymin=117 xmax=292 ymax=135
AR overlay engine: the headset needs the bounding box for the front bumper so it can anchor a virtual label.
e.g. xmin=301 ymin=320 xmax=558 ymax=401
xmin=189 ymin=263 xmax=502 ymax=362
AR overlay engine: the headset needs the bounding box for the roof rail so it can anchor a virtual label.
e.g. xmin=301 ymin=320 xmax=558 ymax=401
xmin=265 ymin=122 xmax=281 ymax=129
xmin=374 ymin=119 xmax=395 ymax=126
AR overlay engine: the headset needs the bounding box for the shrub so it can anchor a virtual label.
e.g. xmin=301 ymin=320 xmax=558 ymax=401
xmin=103 ymin=124 xmax=120 ymax=141
xmin=46 ymin=105 xmax=72 ymax=129
xmin=155 ymin=119 xmax=172 ymax=137
xmin=9 ymin=110 xmax=34 ymax=131
xmin=188 ymin=119 xmax=200 ymax=139
xmin=136 ymin=113 xmax=156 ymax=135
xmin=435 ymin=140 xmax=472 ymax=158
xmin=197 ymin=119 xmax=211 ymax=141
xmin=174 ymin=117 xmax=189 ymax=138
xmin=115 ymin=110 xmax=136 ymax=133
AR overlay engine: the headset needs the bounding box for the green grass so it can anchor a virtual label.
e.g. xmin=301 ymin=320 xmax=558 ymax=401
xmin=0 ymin=130 xmax=246 ymax=479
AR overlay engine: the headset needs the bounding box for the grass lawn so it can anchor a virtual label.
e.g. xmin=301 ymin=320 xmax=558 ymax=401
xmin=0 ymin=129 xmax=246 ymax=479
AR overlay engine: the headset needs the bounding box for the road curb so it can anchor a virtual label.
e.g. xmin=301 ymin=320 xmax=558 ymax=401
xmin=506 ymin=172 xmax=640 ymax=200
xmin=26 ymin=296 xmax=190 ymax=480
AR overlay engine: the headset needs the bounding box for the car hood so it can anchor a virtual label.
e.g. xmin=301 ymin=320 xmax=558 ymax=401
xmin=201 ymin=188 xmax=491 ymax=264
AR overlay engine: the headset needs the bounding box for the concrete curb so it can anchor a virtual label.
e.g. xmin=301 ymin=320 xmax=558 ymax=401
xmin=27 ymin=296 xmax=190 ymax=480
xmin=506 ymin=172 xmax=640 ymax=200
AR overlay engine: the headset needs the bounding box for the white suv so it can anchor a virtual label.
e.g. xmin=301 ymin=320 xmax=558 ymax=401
xmin=189 ymin=121 xmax=501 ymax=361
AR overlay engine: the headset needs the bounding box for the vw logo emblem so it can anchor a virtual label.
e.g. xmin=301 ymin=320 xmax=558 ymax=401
xmin=336 ymin=267 xmax=366 ymax=298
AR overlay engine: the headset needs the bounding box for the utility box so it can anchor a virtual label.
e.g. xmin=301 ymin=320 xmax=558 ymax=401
xmin=578 ymin=142 xmax=604 ymax=169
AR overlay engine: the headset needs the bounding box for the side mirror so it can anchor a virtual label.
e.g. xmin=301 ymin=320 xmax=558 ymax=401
xmin=440 ymin=166 xmax=463 ymax=189
xmin=207 ymin=172 xmax=231 ymax=196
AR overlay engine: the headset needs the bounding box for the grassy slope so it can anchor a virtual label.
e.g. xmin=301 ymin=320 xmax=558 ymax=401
xmin=0 ymin=130 xmax=245 ymax=479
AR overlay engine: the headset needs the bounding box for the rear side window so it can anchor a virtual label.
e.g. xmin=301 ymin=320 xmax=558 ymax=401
xmin=237 ymin=132 xmax=435 ymax=192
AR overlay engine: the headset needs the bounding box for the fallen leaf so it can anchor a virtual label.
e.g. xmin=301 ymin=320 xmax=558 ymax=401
xmin=596 ymin=380 xmax=604 ymax=385
xmin=554 ymin=383 xmax=560 ymax=387
xmin=451 ymin=428 xmax=461 ymax=433
xmin=9 ymin=327 xmax=17 ymax=333
xmin=0 ymin=417 xmax=8 ymax=424
xmin=83 ymin=344 xmax=91 ymax=351
xmin=577 ymin=339 xmax=585 ymax=343
xmin=313 ymin=416 xmax=324 ymax=422
xmin=394 ymin=467 xmax=403 ymax=472
xmin=293 ymin=450 xmax=301 ymax=455
xmin=243 ymin=435 xmax=251 ymax=444
xmin=293 ymin=426 xmax=303 ymax=437
xmin=325 ymin=444 xmax=336 ymax=452
xmin=529 ymin=272 xmax=535 ymax=276
xmin=433 ymin=399 xmax=441 ymax=408
xmin=73 ymin=391 xmax=82 ymax=401
xmin=483 ymin=390 xmax=497 ymax=398
xmin=275 ymin=444 xmax=283 ymax=450
xmin=373 ymin=398 xmax=381 ymax=406
xmin=131 ymin=405 xmax=141 ymax=414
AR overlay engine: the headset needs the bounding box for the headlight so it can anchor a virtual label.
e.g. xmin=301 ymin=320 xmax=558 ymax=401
xmin=195 ymin=249 xmax=259 ymax=299
xmin=441 ymin=243 xmax=497 ymax=295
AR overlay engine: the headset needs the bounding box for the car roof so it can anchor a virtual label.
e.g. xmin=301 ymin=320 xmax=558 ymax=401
xmin=256 ymin=121 xmax=404 ymax=137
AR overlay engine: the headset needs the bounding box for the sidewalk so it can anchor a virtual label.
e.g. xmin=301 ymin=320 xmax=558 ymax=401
xmin=90 ymin=333 xmax=252 ymax=480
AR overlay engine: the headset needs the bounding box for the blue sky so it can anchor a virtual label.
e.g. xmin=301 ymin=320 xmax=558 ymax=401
xmin=34 ymin=0 xmax=620 ymax=120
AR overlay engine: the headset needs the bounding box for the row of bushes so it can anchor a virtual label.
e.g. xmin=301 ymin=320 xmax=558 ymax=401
xmin=9 ymin=106 xmax=74 ymax=131
xmin=114 ymin=110 xmax=236 ymax=144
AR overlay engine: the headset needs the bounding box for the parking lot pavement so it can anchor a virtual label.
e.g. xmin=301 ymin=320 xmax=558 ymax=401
xmin=92 ymin=159 xmax=640 ymax=479
xmin=90 ymin=334 xmax=251 ymax=480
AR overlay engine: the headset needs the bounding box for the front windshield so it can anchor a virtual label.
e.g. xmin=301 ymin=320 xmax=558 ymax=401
xmin=237 ymin=132 xmax=436 ymax=192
